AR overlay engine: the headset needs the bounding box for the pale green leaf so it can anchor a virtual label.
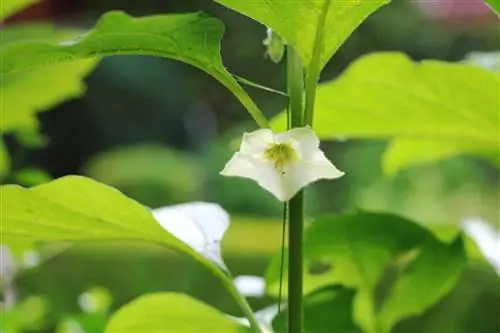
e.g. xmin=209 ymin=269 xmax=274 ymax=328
xmin=0 ymin=0 xmax=40 ymax=20
xmin=104 ymin=292 xmax=246 ymax=333
xmin=2 ymin=59 xmax=98 ymax=135
xmin=1 ymin=24 xmax=99 ymax=137
xmin=215 ymin=0 xmax=389 ymax=69
xmin=0 ymin=11 xmax=268 ymax=127
xmin=271 ymin=52 xmax=500 ymax=173
xmin=382 ymin=139 xmax=500 ymax=175
xmin=265 ymin=213 xmax=466 ymax=333
xmin=0 ymin=176 xmax=224 ymax=277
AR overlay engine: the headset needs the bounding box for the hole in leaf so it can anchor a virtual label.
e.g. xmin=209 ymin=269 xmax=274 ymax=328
xmin=308 ymin=261 xmax=332 ymax=275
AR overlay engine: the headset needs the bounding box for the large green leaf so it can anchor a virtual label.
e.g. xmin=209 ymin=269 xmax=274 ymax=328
xmin=1 ymin=176 xmax=261 ymax=328
xmin=1 ymin=25 xmax=99 ymax=138
xmin=0 ymin=11 xmax=267 ymax=127
xmin=2 ymin=59 xmax=98 ymax=135
xmin=1 ymin=176 xmax=191 ymax=252
xmin=215 ymin=0 xmax=389 ymax=69
xmin=0 ymin=176 xmax=236 ymax=284
xmin=265 ymin=213 xmax=466 ymax=333
xmin=0 ymin=0 xmax=40 ymax=20
xmin=271 ymin=52 xmax=500 ymax=174
xmin=104 ymin=293 xmax=246 ymax=333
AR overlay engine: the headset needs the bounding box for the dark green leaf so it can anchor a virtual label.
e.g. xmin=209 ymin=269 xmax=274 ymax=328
xmin=266 ymin=213 xmax=467 ymax=333
xmin=0 ymin=11 xmax=268 ymax=127
xmin=273 ymin=286 xmax=361 ymax=333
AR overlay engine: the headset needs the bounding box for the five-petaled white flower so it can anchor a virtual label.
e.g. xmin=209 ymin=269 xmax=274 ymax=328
xmin=220 ymin=127 xmax=344 ymax=202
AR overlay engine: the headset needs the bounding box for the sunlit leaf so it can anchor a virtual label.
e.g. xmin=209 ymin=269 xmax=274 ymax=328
xmin=271 ymin=52 xmax=500 ymax=174
xmin=382 ymin=139 xmax=500 ymax=175
xmin=0 ymin=176 xmax=231 ymax=284
xmin=216 ymin=0 xmax=389 ymax=69
xmin=0 ymin=11 xmax=268 ymax=127
xmin=1 ymin=24 xmax=99 ymax=137
xmin=2 ymin=59 xmax=98 ymax=135
xmin=266 ymin=213 xmax=466 ymax=333
xmin=0 ymin=0 xmax=40 ymax=20
xmin=104 ymin=292 xmax=246 ymax=333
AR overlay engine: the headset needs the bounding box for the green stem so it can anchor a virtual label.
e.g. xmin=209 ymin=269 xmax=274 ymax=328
xmin=218 ymin=72 xmax=271 ymax=129
xmin=219 ymin=271 xmax=262 ymax=332
xmin=304 ymin=0 xmax=331 ymax=127
xmin=287 ymin=45 xmax=305 ymax=333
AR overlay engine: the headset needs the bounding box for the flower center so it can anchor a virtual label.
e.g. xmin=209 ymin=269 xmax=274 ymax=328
xmin=264 ymin=142 xmax=299 ymax=172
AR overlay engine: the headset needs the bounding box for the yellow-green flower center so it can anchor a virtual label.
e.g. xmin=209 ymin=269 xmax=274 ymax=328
xmin=264 ymin=143 xmax=298 ymax=172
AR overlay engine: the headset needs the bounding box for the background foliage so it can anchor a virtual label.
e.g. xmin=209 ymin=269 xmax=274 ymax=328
xmin=1 ymin=0 xmax=498 ymax=332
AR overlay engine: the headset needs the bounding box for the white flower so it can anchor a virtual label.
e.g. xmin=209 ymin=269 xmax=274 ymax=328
xmin=461 ymin=217 xmax=500 ymax=274
xmin=221 ymin=127 xmax=344 ymax=201
xmin=234 ymin=275 xmax=266 ymax=297
xmin=152 ymin=202 xmax=230 ymax=269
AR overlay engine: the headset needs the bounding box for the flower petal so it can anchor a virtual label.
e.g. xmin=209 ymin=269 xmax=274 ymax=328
xmin=234 ymin=275 xmax=266 ymax=297
xmin=221 ymin=153 xmax=288 ymax=201
xmin=282 ymin=152 xmax=344 ymax=201
xmin=152 ymin=202 xmax=230 ymax=268
xmin=461 ymin=217 xmax=500 ymax=274
xmin=239 ymin=129 xmax=275 ymax=157
xmin=277 ymin=126 xmax=319 ymax=159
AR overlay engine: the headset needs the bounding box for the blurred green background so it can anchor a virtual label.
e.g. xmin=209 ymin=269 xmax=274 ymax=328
xmin=1 ymin=0 xmax=499 ymax=332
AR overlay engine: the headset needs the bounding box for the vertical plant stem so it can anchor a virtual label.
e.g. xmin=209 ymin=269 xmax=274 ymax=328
xmin=287 ymin=45 xmax=305 ymax=333
xmin=304 ymin=0 xmax=331 ymax=126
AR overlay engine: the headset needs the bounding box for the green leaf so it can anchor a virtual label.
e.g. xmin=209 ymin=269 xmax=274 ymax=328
xmin=0 ymin=137 xmax=10 ymax=180
xmin=104 ymin=292 xmax=246 ymax=333
xmin=1 ymin=24 xmax=99 ymax=137
xmin=0 ymin=0 xmax=40 ymax=20
xmin=273 ymin=286 xmax=361 ymax=333
xmin=271 ymin=52 xmax=500 ymax=174
xmin=1 ymin=175 xmax=223 ymax=276
xmin=378 ymin=237 xmax=465 ymax=332
xmin=0 ymin=11 xmax=268 ymax=128
xmin=2 ymin=59 xmax=98 ymax=135
xmin=265 ymin=213 xmax=466 ymax=333
xmin=216 ymin=0 xmax=389 ymax=69
xmin=484 ymin=0 xmax=500 ymax=14
xmin=382 ymin=139 xmax=500 ymax=175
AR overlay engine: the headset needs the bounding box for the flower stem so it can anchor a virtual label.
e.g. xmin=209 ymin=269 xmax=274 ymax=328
xmin=304 ymin=0 xmax=331 ymax=126
xmin=287 ymin=45 xmax=305 ymax=333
